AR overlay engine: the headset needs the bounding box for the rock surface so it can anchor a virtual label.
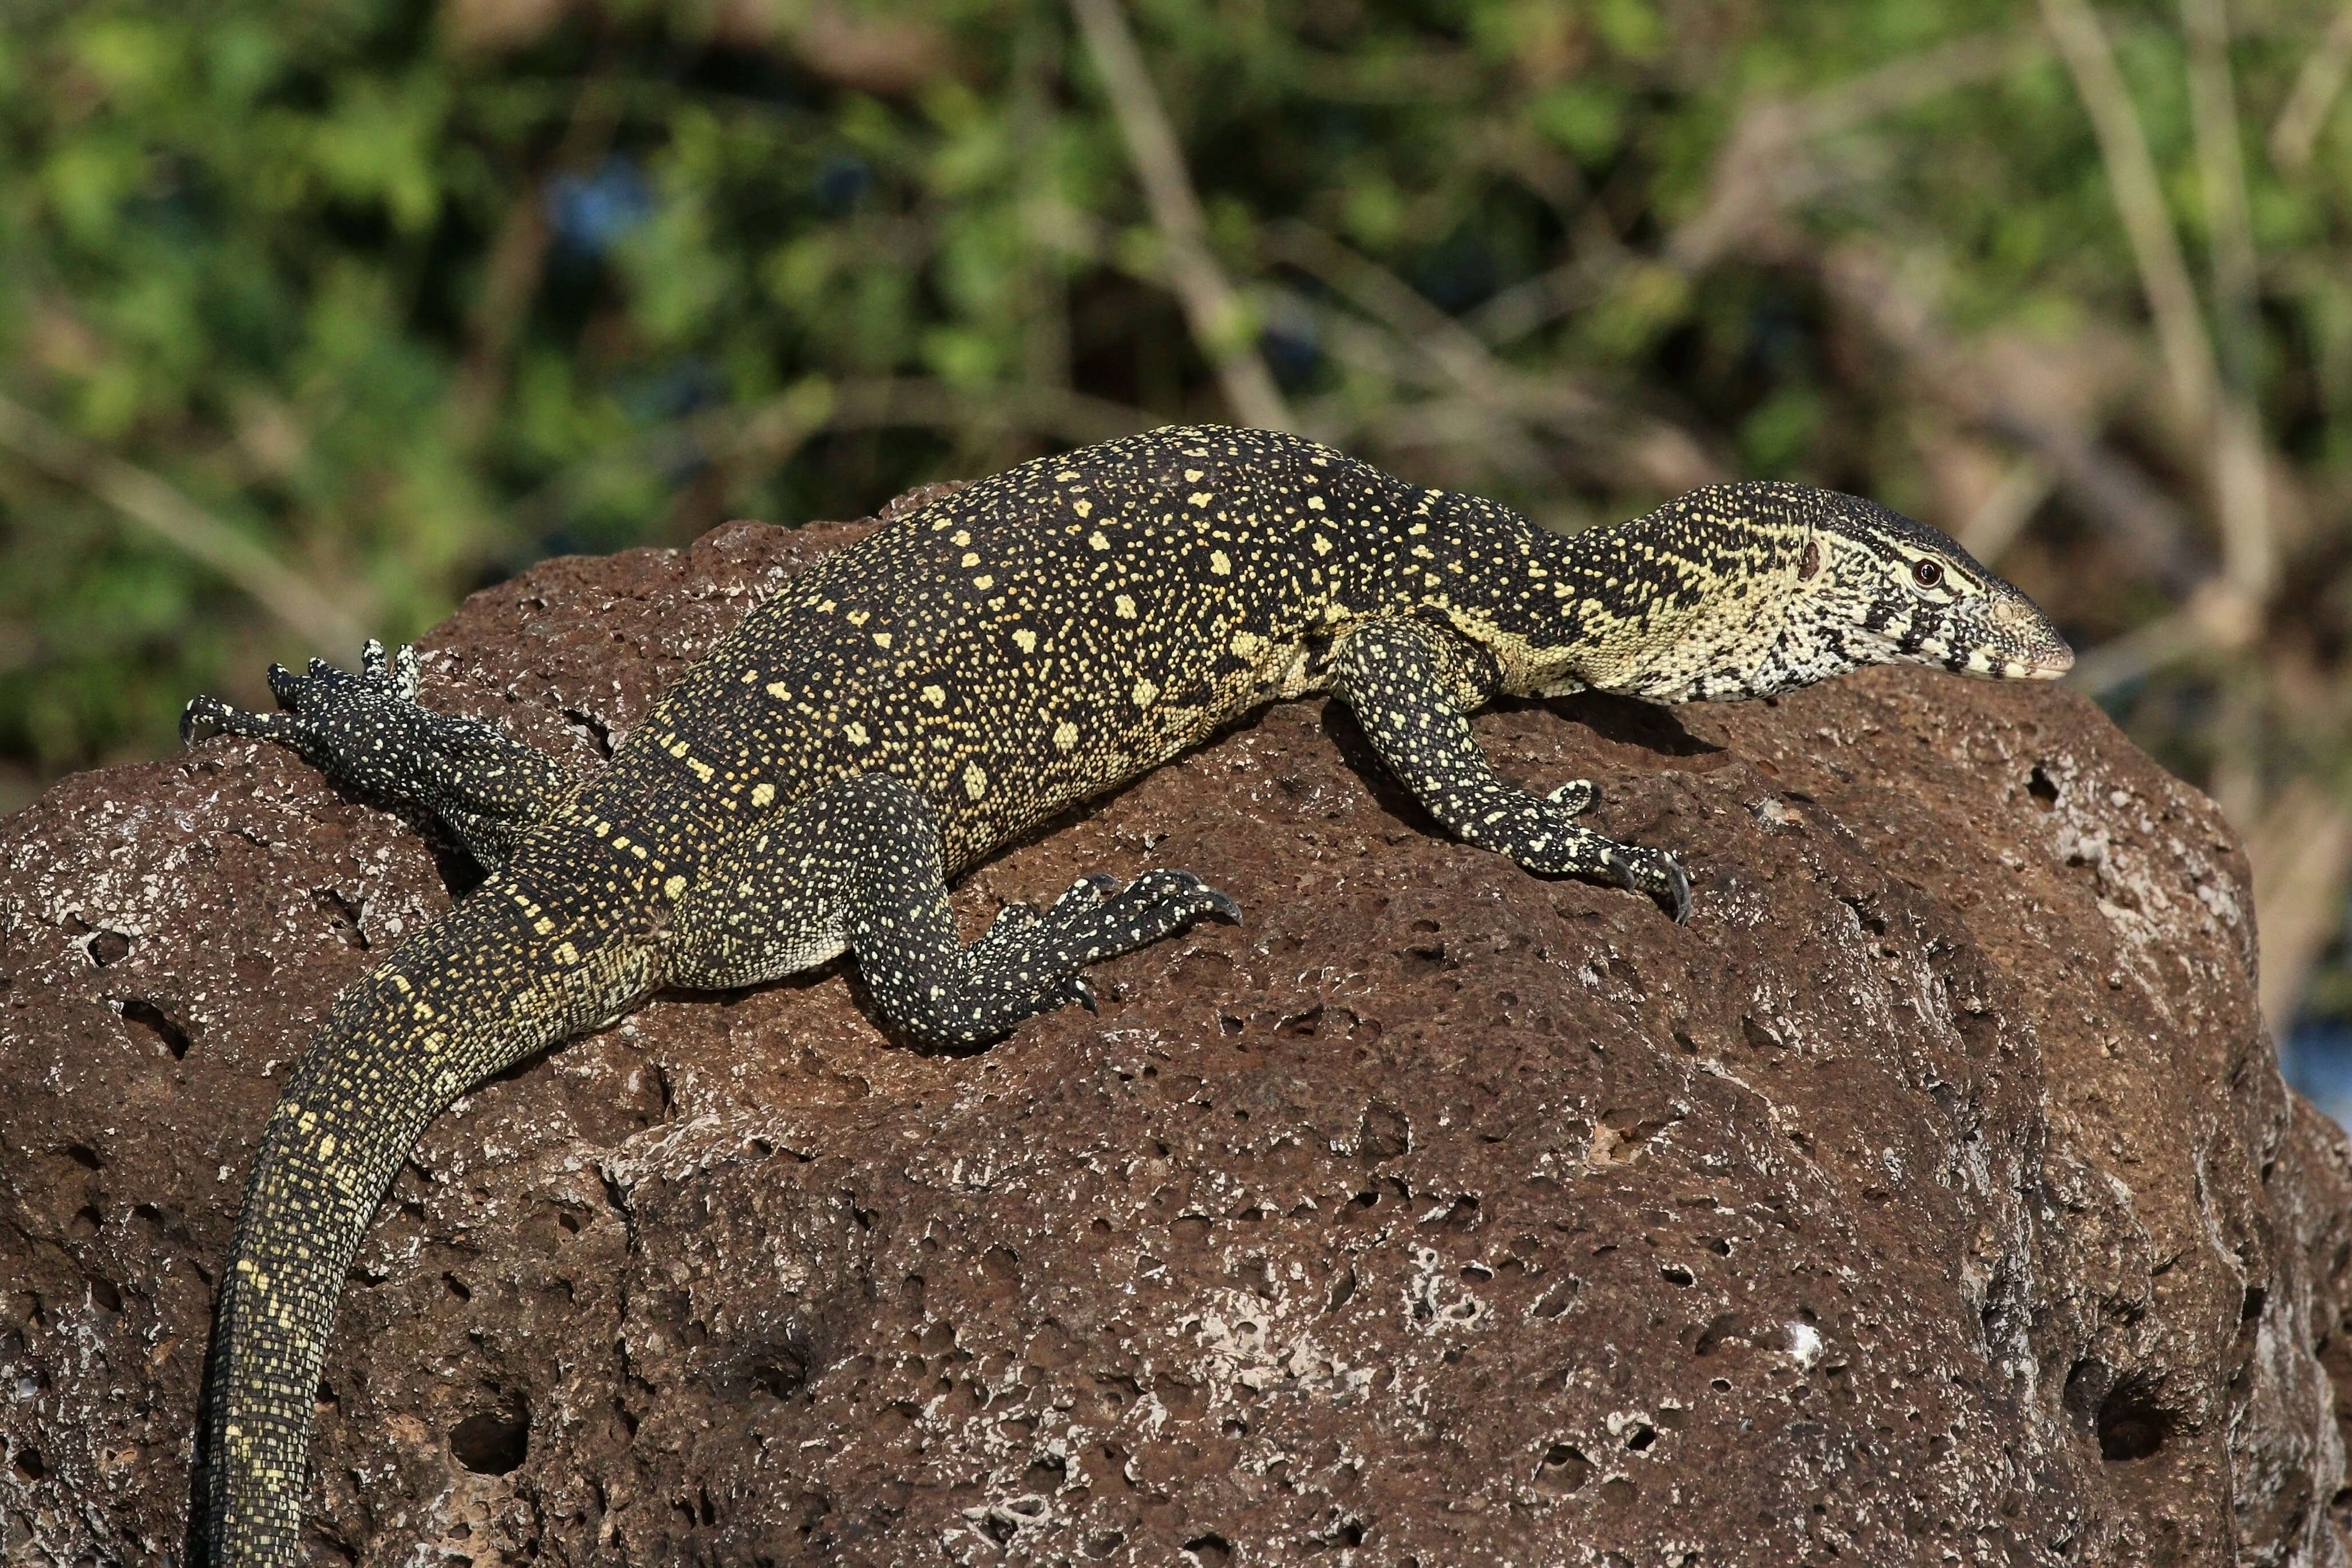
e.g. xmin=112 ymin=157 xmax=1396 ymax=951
xmin=5 ymin=505 xmax=2352 ymax=1567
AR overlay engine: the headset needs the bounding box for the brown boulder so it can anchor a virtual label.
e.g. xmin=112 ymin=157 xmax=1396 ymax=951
xmin=3 ymin=509 xmax=2350 ymax=1566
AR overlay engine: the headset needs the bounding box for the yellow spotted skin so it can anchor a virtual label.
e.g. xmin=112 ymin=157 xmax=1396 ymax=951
xmin=177 ymin=425 xmax=2069 ymax=1564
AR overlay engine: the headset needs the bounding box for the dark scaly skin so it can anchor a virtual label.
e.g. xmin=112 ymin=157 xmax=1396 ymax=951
xmin=179 ymin=426 xmax=2069 ymax=1563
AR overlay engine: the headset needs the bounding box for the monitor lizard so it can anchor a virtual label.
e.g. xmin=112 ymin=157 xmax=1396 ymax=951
xmin=177 ymin=425 xmax=2072 ymax=1563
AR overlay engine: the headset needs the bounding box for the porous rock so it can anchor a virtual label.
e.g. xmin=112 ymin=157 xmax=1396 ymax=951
xmin=3 ymin=505 xmax=2351 ymax=1567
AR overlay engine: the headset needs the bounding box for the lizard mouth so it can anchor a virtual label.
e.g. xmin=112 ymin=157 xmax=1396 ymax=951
xmin=1954 ymin=636 xmax=2074 ymax=680
xmin=2016 ymin=642 xmax=2075 ymax=680
xmin=1978 ymin=596 xmax=2074 ymax=679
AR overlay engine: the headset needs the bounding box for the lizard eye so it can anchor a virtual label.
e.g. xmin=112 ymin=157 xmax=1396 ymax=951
xmin=1910 ymin=559 xmax=1944 ymax=589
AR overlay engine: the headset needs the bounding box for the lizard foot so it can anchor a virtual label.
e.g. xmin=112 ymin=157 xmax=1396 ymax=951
xmin=1600 ymin=844 xmax=1691 ymax=924
xmin=978 ymin=869 xmax=1239 ymax=1016
xmin=180 ymin=640 xmax=568 ymax=872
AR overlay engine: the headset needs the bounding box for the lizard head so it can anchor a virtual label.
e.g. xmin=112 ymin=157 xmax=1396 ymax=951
xmin=1549 ymin=481 xmax=2074 ymax=703
xmin=1786 ymin=485 xmax=2073 ymax=684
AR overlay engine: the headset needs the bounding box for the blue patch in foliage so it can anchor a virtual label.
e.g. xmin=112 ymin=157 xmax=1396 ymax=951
xmin=816 ymin=154 xmax=872 ymax=213
xmin=546 ymin=157 xmax=652 ymax=258
xmin=619 ymin=357 xmax=718 ymax=423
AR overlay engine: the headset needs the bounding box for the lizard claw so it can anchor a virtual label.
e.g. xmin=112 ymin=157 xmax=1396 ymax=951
xmin=180 ymin=695 xmax=228 ymax=747
xmin=1599 ymin=846 xmax=1691 ymax=924
xmin=1659 ymin=858 xmax=1692 ymax=925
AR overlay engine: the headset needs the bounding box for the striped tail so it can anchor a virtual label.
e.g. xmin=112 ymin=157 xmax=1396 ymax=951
xmin=197 ymin=874 xmax=655 ymax=1565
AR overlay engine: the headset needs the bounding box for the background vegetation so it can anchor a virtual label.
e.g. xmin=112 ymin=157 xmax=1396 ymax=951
xmin=8 ymin=0 xmax=2352 ymax=1080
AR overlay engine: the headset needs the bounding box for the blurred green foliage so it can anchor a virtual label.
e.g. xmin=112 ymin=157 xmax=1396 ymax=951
xmin=9 ymin=0 xmax=2352 ymax=1016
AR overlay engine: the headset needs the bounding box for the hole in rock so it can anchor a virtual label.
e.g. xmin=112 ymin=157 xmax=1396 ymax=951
xmin=2027 ymin=766 xmax=2060 ymax=810
xmin=450 ymin=1403 xmax=530 ymax=1474
xmin=1358 ymin=1103 xmax=1410 ymax=1161
xmin=563 ymin=708 xmax=615 ymax=760
xmin=751 ymin=1351 xmax=808 ymax=1400
xmin=311 ymin=888 xmax=369 ymax=951
xmin=1184 ymin=1535 xmax=1232 ymax=1566
xmin=2096 ymin=1378 xmax=2174 ymax=1462
xmin=119 ymin=1000 xmax=191 ymax=1058
xmin=1326 ymin=1269 xmax=1357 ymax=1312
xmin=1535 ymin=1442 xmax=1592 ymax=1494
xmin=1693 ymin=1314 xmax=1740 ymax=1357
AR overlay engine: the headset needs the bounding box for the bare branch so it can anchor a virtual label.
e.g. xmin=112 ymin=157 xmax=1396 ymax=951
xmin=2268 ymin=2 xmax=2352 ymax=173
xmin=2182 ymin=0 xmax=2274 ymax=602
xmin=1262 ymin=223 xmax=1725 ymax=494
xmin=1954 ymin=456 xmax=2051 ymax=565
xmin=1065 ymin=0 xmax=1294 ymax=433
xmin=2035 ymin=0 xmax=2219 ymax=433
xmin=0 ymin=392 xmax=363 ymax=652
xmin=1669 ymin=30 xmax=2038 ymax=275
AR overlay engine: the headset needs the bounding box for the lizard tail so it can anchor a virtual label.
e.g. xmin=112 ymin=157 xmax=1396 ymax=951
xmin=197 ymin=873 xmax=655 ymax=1566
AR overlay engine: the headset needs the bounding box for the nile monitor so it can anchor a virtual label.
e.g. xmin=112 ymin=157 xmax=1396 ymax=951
xmin=178 ymin=425 xmax=2071 ymax=1563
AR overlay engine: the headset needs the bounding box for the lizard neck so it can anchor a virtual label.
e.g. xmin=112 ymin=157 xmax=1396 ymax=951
xmin=1398 ymin=488 xmax=1813 ymax=703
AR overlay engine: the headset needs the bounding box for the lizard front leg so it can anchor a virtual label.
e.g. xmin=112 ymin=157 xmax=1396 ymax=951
xmin=1331 ymin=617 xmax=1691 ymax=921
xmin=663 ymin=771 xmax=1238 ymax=1051
xmin=183 ymin=640 xmax=573 ymax=873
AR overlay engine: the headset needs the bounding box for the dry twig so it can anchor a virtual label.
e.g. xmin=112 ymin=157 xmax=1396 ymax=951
xmin=0 ymin=393 xmax=362 ymax=652
xmin=2269 ymin=3 xmax=2352 ymax=172
xmin=1954 ymin=456 xmax=2052 ymax=565
xmin=2035 ymin=0 xmax=2218 ymax=433
xmin=1263 ymin=223 xmax=1723 ymax=494
xmin=1066 ymin=0 xmax=1294 ymax=433
xmin=1669 ymin=31 xmax=2038 ymax=275
xmin=2181 ymin=0 xmax=2274 ymax=602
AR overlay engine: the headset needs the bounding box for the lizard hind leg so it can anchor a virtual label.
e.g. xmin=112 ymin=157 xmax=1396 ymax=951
xmin=181 ymin=640 xmax=573 ymax=873
xmin=662 ymin=772 xmax=1239 ymax=1052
